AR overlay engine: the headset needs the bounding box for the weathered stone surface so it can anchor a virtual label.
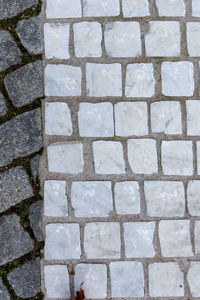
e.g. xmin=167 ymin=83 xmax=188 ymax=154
xmin=30 ymin=154 xmax=40 ymax=182
xmin=29 ymin=201 xmax=43 ymax=241
xmin=4 ymin=60 xmax=43 ymax=107
xmin=7 ymin=258 xmax=40 ymax=298
xmin=0 ymin=214 xmax=33 ymax=265
xmin=0 ymin=92 xmax=7 ymax=117
xmin=0 ymin=30 xmax=21 ymax=72
xmin=0 ymin=166 xmax=33 ymax=213
xmin=0 ymin=0 xmax=38 ymax=19
xmin=16 ymin=16 xmax=42 ymax=55
xmin=0 ymin=109 xmax=42 ymax=167
xmin=0 ymin=278 xmax=9 ymax=300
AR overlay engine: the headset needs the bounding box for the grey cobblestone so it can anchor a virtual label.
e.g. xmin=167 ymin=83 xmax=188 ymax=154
xmin=0 ymin=0 xmax=39 ymax=19
xmin=0 ymin=278 xmax=9 ymax=300
xmin=29 ymin=201 xmax=43 ymax=241
xmin=0 ymin=92 xmax=7 ymax=117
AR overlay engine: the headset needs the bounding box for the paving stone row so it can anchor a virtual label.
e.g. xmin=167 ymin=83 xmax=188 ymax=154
xmin=0 ymin=0 xmax=43 ymax=299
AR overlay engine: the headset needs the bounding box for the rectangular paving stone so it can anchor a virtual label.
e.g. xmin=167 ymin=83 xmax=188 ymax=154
xmin=155 ymin=0 xmax=185 ymax=16
xmin=187 ymin=181 xmax=200 ymax=216
xmin=83 ymin=0 xmax=120 ymax=17
xmin=46 ymin=0 xmax=82 ymax=18
xmin=187 ymin=262 xmax=200 ymax=297
xmin=122 ymin=0 xmax=149 ymax=17
xmin=192 ymin=0 xmax=200 ymax=16
xmin=186 ymin=100 xmax=200 ymax=135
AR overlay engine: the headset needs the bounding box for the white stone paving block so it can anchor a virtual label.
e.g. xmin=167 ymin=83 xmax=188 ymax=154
xmin=105 ymin=21 xmax=141 ymax=57
xmin=161 ymin=141 xmax=193 ymax=175
xmin=122 ymin=0 xmax=149 ymax=17
xmin=44 ymin=23 xmax=70 ymax=59
xmin=47 ymin=142 xmax=84 ymax=174
xmin=192 ymin=0 xmax=200 ymax=16
xmin=159 ymin=220 xmax=193 ymax=257
xmin=74 ymin=22 xmax=102 ymax=57
xmin=78 ymin=102 xmax=114 ymax=137
xmin=114 ymin=181 xmax=140 ymax=215
xmin=124 ymin=222 xmax=155 ymax=258
xmin=155 ymin=0 xmax=185 ymax=16
xmin=151 ymin=101 xmax=182 ymax=134
xmin=84 ymin=222 xmax=120 ymax=258
xmin=93 ymin=141 xmax=125 ymax=174
xmin=45 ymin=102 xmax=72 ymax=136
xmin=197 ymin=141 xmax=200 ymax=175
xmin=162 ymin=61 xmax=194 ymax=96
xmin=115 ymin=102 xmax=148 ymax=136
xmin=187 ymin=23 xmax=200 ymax=56
xmin=187 ymin=181 xmax=200 ymax=216
xmin=187 ymin=262 xmax=200 ymax=297
xmin=46 ymin=0 xmax=82 ymax=18
xmin=44 ymin=180 xmax=68 ymax=217
xmin=128 ymin=139 xmax=158 ymax=174
xmin=71 ymin=181 xmax=113 ymax=217
xmin=144 ymin=181 xmax=185 ymax=217
xmin=83 ymin=0 xmax=120 ymax=17
xmin=186 ymin=100 xmax=200 ymax=135
xmin=75 ymin=264 xmax=107 ymax=299
xmin=45 ymin=64 xmax=82 ymax=96
xmin=149 ymin=262 xmax=184 ymax=297
xmin=86 ymin=63 xmax=122 ymax=97
xmin=195 ymin=221 xmax=200 ymax=255
xmin=45 ymin=223 xmax=81 ymax=259
xmin=125 ymin=63 xmax=155 ymax=97
xmin=145 ymin=21 xmax=180 ymax=57
xmin=110 ymin=261 xmax=144 ymax=297
xmin=44 ymin=265 xmax=70 ymax=298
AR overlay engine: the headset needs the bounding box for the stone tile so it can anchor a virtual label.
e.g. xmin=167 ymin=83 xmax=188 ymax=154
xmin=192 ymin=0 xmax=200 ymax=16
xmin=115 ymin=102 xmax=148 ymax=136
xmin=145 ymin=21 xmax=180 ymax=57
xmin=30 ymin=154 xmax=39 ymax=183
xmin=122 ymin=0 xmax=149 ymax=17
xmin=187 ymin=23 xmax=200 ymax=56
xmin=47 ymin=142 xmax=84 ymax=174
xmin=0 ymin=30 xmax=21 ymax=72
xmin=125 ymin=63 xmax=155 ymax=97
xmin=0 ymin=92 xmax=7 ymax=117
xmin=84 ymin=222 xmax=120 ymax=258
xmin=0 ymin=278 xmax=9 ymax=300
xmin=194 ymin=221 xmax=200 ymax=255
xmin=83 ymin=0 xmax=120 ymax=17
xmin=151 ymin=101 xmax=182 ymax=134
xmin=44 ymin=180 xmax=68 ymax=217
xmin=16 ymin=16 xmax=42 ymax=55
xmin=29 ymin=201 xmax=43 ymax=241
xmin=71 ymin=181 xmax=113 ymax=217
xmin=45 ymin=64 xmax=82 ymax=96
xmin=187 ymin=262 xmax=200 ymax=297
xmin=114 ymin=181 xmax=140 ymax=215
xmin=44 ymin=23 xmax=70 ymax=59
xmin=45 ymin=102 xmax=72 ymax=136
xmin=46 ymin=0 xmax=81 ymax=18
xmin=149 ymin=262 xmax=184 ymax=297
xmin=128 ymin=139 xmax=158 ymax=174
xmin=78 ymin=102 xmax=114 ymax=137
xmin=159 ymin=220 xmax=192 ymax=257
xmin=45 ymin=223 xmax=81 ymax=259
xmin=186 ymin=100 xmax=200 ymax=135
xmin=7 ymin=258 xmax=40 ymax=298
xmin=162 ymin=141 xmax=193 ymax=175
xmin=0 ymin=109 xmax=42 ymax=167
xmin=162 ymin=61 xmax=194 ymax=96
xmin=0 ymin=0 xmax=38 ymax=19
xmin=144 ymin=181 xmax=185 ymax=217
xmin=0 ymin=214 xmax=33 ymax=266
xmin=197 ymin=142 xmax=200 ymax=175
xmin=0 ymin=166 xmax=33 ymax=213
xmin=124 ymin=222 xmax=155 ymax=258
xmin=93 ymin=141 xmax=125 ymax=174
xmin=110 ymin=261 xmax=144 ymax=297
xmin=187 ymin=181 xmax=200 ymax=216
xmin=74 ymin=22 xmax=102 ymax=57
xmin=44 ymin=265 xmax=70 ymax=298
xmin=105 ymin=21 xmax=141 ymax=57
xmin=86 ymin=63 xmax=122 ymax=97
xmin=155 ymin=0 xmax=185 ymax=16
xmin=75 ymin=264 xmax=107 ymax=299
xmin=4 ymin=60 xmax=43 ymax=107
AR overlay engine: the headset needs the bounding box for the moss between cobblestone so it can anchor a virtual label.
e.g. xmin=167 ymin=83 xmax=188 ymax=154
xmin=0 ymin=1 xmax=44 ymax=298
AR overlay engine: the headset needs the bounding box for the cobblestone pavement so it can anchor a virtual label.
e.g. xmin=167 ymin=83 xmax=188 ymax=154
xmin=41 ymin=0 xmax=200 ymax=299
xmin=0 ymin=1 xmax=44 ymax=299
